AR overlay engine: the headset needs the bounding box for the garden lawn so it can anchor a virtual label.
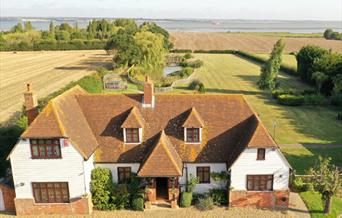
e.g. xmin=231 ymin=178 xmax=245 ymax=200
xmin=281 ymin=147 xmax=342 ymax=174
xmin=255 ymin=53 xmax=297 ymax=70
xmin=299 ymin=191 xmax=342 ymax=218
xmin=173 ymin=54 xmax=342 ymax=145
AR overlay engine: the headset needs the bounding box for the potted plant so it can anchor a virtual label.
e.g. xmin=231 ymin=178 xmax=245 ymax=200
xmin=170 ymin=187 xmax=178 ymax=209
xmin=144 ymin=187 xmax=152 ymax=209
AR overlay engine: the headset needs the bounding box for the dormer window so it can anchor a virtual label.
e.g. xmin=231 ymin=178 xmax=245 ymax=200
xmin=30 ymin=139 xmax=61 ymax=159
xmin=257 ymin=148 xmax=266 ymax=160
xmin=125 ymin=128 xmax=140 ymax=143
xmin=186 ymin=128 xmax=200 ymax=143
xmin=121 ymin=107 xmax=144 ymax=144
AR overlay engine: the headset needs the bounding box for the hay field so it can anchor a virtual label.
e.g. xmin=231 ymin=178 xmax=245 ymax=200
xmin=170 ymin=32 xmax=342 ymax=53
xmin=0 ymin=50 xmax=112 ymax=123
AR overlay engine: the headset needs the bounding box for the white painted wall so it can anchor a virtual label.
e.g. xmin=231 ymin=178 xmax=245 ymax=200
xmin=94 ymin=163 xmax=140 ymax=183
xmin=0 ymin=189 xmax=4 ymax=211
xmin=83 ymin=153 xmax=94 ymax=194
xmin=230 ymin=148 xmax=290 ymax=191
xmin=10 ymin=139 xmax=89 ymax=199
xmin=179 ymin=163 xmax=227 ymax=193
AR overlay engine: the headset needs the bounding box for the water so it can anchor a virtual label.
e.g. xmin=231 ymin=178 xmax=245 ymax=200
xmin=1 ymin=17 xmax=341 ymax=33
xmin=163 ymin=66 xmax=182 ymax=76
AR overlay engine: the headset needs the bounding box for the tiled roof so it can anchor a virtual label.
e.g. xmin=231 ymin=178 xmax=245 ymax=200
xmin=182 ymin=107 xmax=205 ymax=127
xmin=121 ymin=107 xmax=145 ymax=128
xmin=21 ymin=87 xmax=276 ymax=165
xmin=138 ymin=131 xmax=182 ymax=177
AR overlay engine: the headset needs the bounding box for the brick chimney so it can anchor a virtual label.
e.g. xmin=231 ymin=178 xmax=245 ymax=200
xmin=143 ymin=76 xmax=154 ymax=108
xmin=24 ymin=84 xmax=38 ymax=125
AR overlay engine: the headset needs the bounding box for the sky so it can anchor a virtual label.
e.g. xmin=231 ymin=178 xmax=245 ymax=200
xmin=1 ymin=0 xmax=341 ymax=21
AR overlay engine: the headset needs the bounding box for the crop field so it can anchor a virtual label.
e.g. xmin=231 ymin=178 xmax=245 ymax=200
xmin=173 ymin=54 xmax=342 ymax=145
xmin=0 ymin=50 xmax=112 ymax=123
xmin=170 ymin=32 xmax=342 ymax=53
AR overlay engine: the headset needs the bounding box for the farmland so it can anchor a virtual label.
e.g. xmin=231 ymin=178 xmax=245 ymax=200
xmin=0 ymin=50 xmax=112 ymax=123
xmin=169 ymin=32 xmax=342 ymax=53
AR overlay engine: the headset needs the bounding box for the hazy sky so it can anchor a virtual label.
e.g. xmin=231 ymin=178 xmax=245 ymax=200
xmin=1 ymin=0 xmax=341 ymax=20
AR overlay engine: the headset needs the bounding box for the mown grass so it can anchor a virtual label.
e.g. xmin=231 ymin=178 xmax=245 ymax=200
xmin=174 ymin=54 xmax=342 ymax=145
xmin=300 ymin=191 xmax=342 ymax=218
xmin=281 ymin=147 xmax=342 ymax=174
xmin=255 ymin=53 xmax=297 ymax=70
xmin=229 ymin=32 xmax=323 ymax=38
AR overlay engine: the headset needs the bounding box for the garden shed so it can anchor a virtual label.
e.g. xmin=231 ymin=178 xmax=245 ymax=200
xmin=103 ymin=74 xmax=127 ymax=90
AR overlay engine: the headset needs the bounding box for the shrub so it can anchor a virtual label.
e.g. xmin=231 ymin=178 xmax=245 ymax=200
xmin=331 ymin=94 xmax=342 ymax=106
xmin=188 ymin=60 xmax=204 ymax=68
xmin=90 ymin=168 xmax=115 ymax=210
xmin=198 ymin=83 xmax=205 ymax=93
xmin=189 ymin=79 xmax=201 ymax=90
xmin=131 ymin=196 xmax=144 ymax=211
xmin=187 ymin=174 xmax=199 ymax=192
xmin=305 ymin=183 xmax=315 ymax=192
xmin=300 ymin=89 xmax=316 ymax=95
xmin=337 ymin=112 xmax=342 ymax=121
xmin=277 ymin=94 xmax=304 ymax=106
xmin=180 ymin=192 xmax=193 ymax=207
xmin=192 ymin=193 xmax=206 ymax=205
xmin=303 ymin=94 xmax=325 ymax=105
xmin=272 ymin=89 xmax=295 ymax=99
xmin=196 ymin=196 xmax=214 ymax=211
xmin=209 ymin=189 xmax=227 ymax=205
xmin=112 ymin=184 xmax=130 ymax=209
xmin=291 ymin=177 xmax=306 ymax=192
xmin=184 ymin=53 xmax=193 ymax=59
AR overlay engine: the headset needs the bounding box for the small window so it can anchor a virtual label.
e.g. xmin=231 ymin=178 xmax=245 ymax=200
xmin=125 ymin=128 xmax=140 ymax=143
xmin=118 ymin=167 xmax=131 ymax=184
xmin=30 ymin=139 xmax=62 ymax=159
xmin=197 ymin=166 xmax=210 ymax=183
xmin=32 ymin=182 xmax=69 ymax=203
xmin=257 ymin=148 xmax=265 ymax=160
xmin=246 ymin=175 xmax=273 ymax=191
xmin=186 ymin=128 xmax=200 ymax=143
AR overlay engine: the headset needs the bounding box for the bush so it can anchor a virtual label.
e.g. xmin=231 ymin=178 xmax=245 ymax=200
xmin=277 ymin=94 xmax=304 ymax=106
xmin=291 ymin=177 xmax=306 ymax=192
xmin=198 ymin=83 xmax=205 ymax=93
xmin=209 ymin=189 xmax=227 ymax=205
xmin=300 ymin=89 xmax=316 ymax=95
xmin=331 ymin=94 xmax=342 ymax=106
xmin=303 ymin=94 xmax=325 ymax=105
xmin=131 ymin=196 xmax=144 ymax=211
xmin=180 ymin=192 xmax=193 ymax=208
xmin=337 ymin=112 xmax=342 ymax=121
xmin=272 ymin=89 xmax=295 ymax=99
xmin=90 ymin=168 xmax=115 ymax=210
xmin=184 ymin=53 xmax=193 ymax=59
xmin=192 ymin=193 xmax=206 ymax=205
xmin=189 ymin=79 xmax=201 ymax=90
xmin=196 ymin=196 xmax=214 ymax=211
xmin=170 ymin=49 xmax=192 ymax=53
xmin=112 ymin=184 xmax=130 ymax=209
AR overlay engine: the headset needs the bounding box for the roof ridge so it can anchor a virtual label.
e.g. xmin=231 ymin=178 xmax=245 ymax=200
xmin=159 ymin=131 xmax=182 ymax=175
xmin=182 ymin=107 xmax=205 ymax=128
xmin=50 ymin=100 xmax=67 ymax=137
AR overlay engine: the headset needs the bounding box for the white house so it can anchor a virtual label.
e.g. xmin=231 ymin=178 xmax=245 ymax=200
xmin=7 ymin=80 xmax=291 ymax=215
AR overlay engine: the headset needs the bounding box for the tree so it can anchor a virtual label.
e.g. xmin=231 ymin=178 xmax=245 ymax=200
xmin=333 ymin=74 xmax=342 ymax=94
xmin=257 ymin=39 xmax=285 ymax=90
xmin=309 ymin=156 xmax=341 ymax=214
xmin=324 ymin=28 xmax=334 ymax=39
xmin=58 ymin=23 xmax=73 ymax=32
xmin=24 ymin=21 xmax=33 ymax=31
xmin=312 ymin=72 xmax=328 ymax=93
xmin=11 ymin=22 xmax=23 ymax=33
xmin=49 ymin=21 xmax=54 ymax=33
xmin=140 ymin=22 xmax=173 ymax=49
xmin=55 ymin=31 xmax=70 ymax=41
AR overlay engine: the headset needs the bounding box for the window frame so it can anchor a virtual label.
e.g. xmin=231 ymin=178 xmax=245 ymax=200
xmin=257 ymin=148 xmax=266 ymax=160
xmin=196 ymin=166 xmax=210 ymax=184
xmin=30 ymin=139 xmax=62 ymax=159
xmin=186 ymin=128 xmax=200 ymax=143
xmin=125 ymin=128 xmax=140 ymax=143
xmin=246 ymin=175 xmax=273 ymax=191
xmin=32 ymin=182 xmax=70 ymax=204
xmin=117 ymin=167 xmax=132 ymax=184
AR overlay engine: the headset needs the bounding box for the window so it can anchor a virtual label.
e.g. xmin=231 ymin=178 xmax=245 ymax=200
xmin=246 ymin=175 xmax=273 ymax=191
xmin=32 ymin=182 xmax=69 ymax=203
xmin=197 ymin=167 xmax=210 ymax=183
xmin=118 ymin=167 xmax=131 ymax=184
xmin=125 ymin=128 xmax=139 ymax=143
xmin=186 ymin=128 xmax=200 ymax=143
xmin=30 ymin=139 xmax=61 ymax=159
xmin=257 ymin=148 xmax=265 ymax=160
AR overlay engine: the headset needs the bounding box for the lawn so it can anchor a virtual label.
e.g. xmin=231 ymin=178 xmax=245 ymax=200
xmin=281 ymin=147 xmax=342 ymax=174
xmin=173 ymin=54 xmax=342 ymax=145
xmin=300 ymin=191 xmax=342 ymax=218
xmin=255 ymin=53 xmax=297 ymax=70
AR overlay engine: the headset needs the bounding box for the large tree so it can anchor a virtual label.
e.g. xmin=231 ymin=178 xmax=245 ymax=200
xmin=309 ymin=156 xmax=341 ymax=214
xmin=257 ymin=39 xmax=285 ymax=90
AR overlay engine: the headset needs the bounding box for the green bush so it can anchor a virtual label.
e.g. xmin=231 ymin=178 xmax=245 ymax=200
xmin=198 ymin=83 xmax=205 ymax=93
xmin=303 ymin=94 xmax=325 ymax=105
xmin=292 ymin=177 xmax=306 ymax=192
xmin=170 ymin=49 xmax=192 ymax=53
xmin=277 ymin=94 xmax=304 ymax=106
xmin=337 ymin=112 xmax=342 ymax=121
xmin=272 ymin=89 xmax=295 ymax=99
xmin=193 ymin=50 xmax=236 ymax=54
xmin=192 ymin=193 xmax=206 ymax=205
xmin=112 ymin=184 xmax=130 ymax=209
xmin=331 ymin=94 xmax=342 ymax=106
xmin=184 ymin=53 xmax=193 ymax=59
xmin=209 ymin=189 xmax=227 ymax=205
xmin=131 ymin=196 xmax=144 ymax=211
xmin=180 ymin=192 xmax=193 ymax=208
xmin=196 ymin=196 xmax=214 ymax=211
xmin=90 ymin=168 xmax=115 ymax=210
xmin=188 ymin=79 xmax=201 ymax=90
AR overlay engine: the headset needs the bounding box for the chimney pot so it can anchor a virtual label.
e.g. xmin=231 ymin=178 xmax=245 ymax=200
xmin=26 ymin=83 xmax=31 ymax=92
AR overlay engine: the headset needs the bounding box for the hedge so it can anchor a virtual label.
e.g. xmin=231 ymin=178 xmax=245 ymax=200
xmin=170 ymin=49 xmax=193 ymax=53
xmin=193 ymin=50 xmax=237 ymax=54
xmin=277 ymin=94 xmax=305 ymax=106
xmin=180 ymin=192 xmax=193 ymax=207
xmin=131 ymin=196 xmax=144 ymax=211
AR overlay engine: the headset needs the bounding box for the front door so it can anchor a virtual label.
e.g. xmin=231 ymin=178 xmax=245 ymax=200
xmin=156 ymin=178 xmax=168 ymax=200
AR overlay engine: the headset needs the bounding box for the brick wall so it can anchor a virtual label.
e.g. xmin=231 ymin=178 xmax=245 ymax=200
xmin=229 ymin=190 xmax=289 ymax=208
xmin=0 ymin=184 xmax=15 ymax=211
xmin=14 ymin=196 xmax=92 ymax=215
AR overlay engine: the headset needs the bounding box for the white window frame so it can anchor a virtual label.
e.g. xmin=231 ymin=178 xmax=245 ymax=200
xmin=184 ymin=127 xmax=202 ymax=144
xmin=123 ymin=128 xmax=142 ymax=144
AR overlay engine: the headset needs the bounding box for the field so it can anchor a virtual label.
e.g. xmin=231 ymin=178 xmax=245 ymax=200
xmin=0 ymin=50 xmax=112 ymax=123
xmin=170 ymin=32 xmax=342 ymax=53
xmin=256 ymin=53 xmax=298 ymax=70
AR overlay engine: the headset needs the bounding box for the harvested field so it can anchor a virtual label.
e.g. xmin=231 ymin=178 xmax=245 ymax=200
xmin=170 ymin=32 xmax=342 ymax=53
xmin=0 ymin=50 xmax=112 ymax=123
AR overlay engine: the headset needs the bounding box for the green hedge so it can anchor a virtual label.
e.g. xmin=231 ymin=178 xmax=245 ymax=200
xmin=277 ymin=94 xmax=305 ymax=106
xmin=180 ymin=192 xmax=193 ymax=208
xmin=131 ymin=196 xmax=144 ymax=211
xmin=170 ymin=49 xmax=193 ymax=53
xmin=193 ymin=50 xmax=237 ymax=54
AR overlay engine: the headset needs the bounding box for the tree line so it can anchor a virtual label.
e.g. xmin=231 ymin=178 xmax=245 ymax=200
xmin=323 ymin=28 xmax=342 ymax=40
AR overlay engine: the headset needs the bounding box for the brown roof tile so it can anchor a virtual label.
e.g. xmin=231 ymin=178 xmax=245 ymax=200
xmin=138 ymin=131 xmax=182 ymax=177
xmin=121 ymin=107 xmax=145 ymax=128
xmin=182 ymin=107 xmax=205 ymax=127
